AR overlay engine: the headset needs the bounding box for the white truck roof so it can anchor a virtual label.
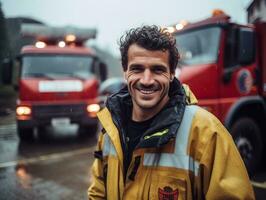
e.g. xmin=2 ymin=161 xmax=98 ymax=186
xmin=21 ymin=24 xmax=97 ymax=42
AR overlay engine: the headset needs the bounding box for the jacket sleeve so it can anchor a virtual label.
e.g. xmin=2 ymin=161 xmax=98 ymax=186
xmin=199 ymin=119 xmax=255 ymax=200
xmin=88 ymin=132 xmax=106 ymax=200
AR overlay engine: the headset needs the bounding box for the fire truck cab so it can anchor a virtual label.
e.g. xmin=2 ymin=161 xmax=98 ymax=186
xmin=15 ymin=24 xmax=107 ymax=141
xmin=169 ymin=11 xmax=266 ymax=173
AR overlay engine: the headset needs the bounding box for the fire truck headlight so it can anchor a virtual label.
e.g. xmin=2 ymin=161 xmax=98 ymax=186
xmin=175 ymin=20 xmax=188 ymax=30
xmin=165 ymin=26 xmax=175 ymax=33
xmin=58 ymin=41 xmax=66 ymax=48
xmin=176 ymin=23 xmax=184 ymax=30
xmin=87 ymin=104 xmax=100 ymax=117
xmin=65 ymin=34 xmax=76 ymax=42
xmin=16 ymin=106 xmax=32 ymax=116
xmin=35 ymin=41 xmax=46 ymax=48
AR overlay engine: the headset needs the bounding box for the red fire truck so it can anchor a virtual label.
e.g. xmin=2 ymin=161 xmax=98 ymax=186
xmin=14 ymin=24 xmax=107 ymax=141
xmin=169 ymin=11 xmax=266 ymax=173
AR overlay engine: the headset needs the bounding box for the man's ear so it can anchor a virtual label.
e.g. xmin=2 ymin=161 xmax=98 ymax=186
xmin=124 ymin=72 xmax=128 ymax=82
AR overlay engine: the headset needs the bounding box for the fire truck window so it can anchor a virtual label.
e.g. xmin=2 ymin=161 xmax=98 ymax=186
xmin=175 ymin=27 xmax=221 ymax=66
xmin=21 ymin=55 xmax=94 ymax=79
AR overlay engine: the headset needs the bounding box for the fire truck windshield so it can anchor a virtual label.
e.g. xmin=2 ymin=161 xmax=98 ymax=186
xmin=21 ymin=55 xmax=94 ymax=80
xmin=175 ymin=27 xmax=221 ymax=66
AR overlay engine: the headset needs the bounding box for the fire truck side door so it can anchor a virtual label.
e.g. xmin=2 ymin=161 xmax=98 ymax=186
xmin=220 ymin=26 xmax=257 ymax=121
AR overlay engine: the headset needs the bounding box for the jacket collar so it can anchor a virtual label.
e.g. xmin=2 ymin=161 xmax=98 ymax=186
xmin=104 ymin=77 xmax=187 ymax=148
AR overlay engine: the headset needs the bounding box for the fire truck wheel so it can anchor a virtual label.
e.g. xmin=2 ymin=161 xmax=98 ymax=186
xmin=17 ymin=127 xmax=34 ymax=141
xmin=78 ymin=124 xmax=98 ymax=137
xmin=231 ymin=117 xmax=262 ymax=174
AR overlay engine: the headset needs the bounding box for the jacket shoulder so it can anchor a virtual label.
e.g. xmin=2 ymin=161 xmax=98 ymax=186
xmin=187 ymin=105 xmax=232 ymax=161
xmin=182 ymin=84 xmax=198 ymax=105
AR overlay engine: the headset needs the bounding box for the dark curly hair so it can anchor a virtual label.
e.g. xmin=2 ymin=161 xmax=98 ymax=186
xmin=119 ymin=25 xmax=179 ymax=73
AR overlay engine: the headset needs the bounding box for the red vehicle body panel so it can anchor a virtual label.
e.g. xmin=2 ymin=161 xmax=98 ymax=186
xmin=17 ymin=45 xmax=99 ymax=128
xmin=179 ymin=63 xmax=220 ymax=117
xmin=256 ymin=22 xmax=266 ymax=96
xmin=176 ymin=15 xmax=262 ymax=124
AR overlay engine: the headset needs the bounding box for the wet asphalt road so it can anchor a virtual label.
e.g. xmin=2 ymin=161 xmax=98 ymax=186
xmin=0 ymin=113 xmax=98 ymax=200
xmin=1 ymin=113 xmax=266 ymax=199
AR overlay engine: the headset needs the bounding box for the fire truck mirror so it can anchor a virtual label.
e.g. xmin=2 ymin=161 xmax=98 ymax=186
xmin=92 ymin=59 xmax=107 ymax=82
xmin=1 ymin=58 xmax=13 ymax=85
xmin=99 ymin=62 xmax=107 ymax=82
xmin=237 ymin=28 xmax=255 ymax=65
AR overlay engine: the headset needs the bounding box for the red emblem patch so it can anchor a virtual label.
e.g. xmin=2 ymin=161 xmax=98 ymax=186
xmin=158 ymin=186 xmax=179 ymax=200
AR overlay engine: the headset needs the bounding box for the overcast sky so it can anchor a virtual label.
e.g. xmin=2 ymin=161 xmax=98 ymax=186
xmin=1 ymin=0 xmax=251 ymax=56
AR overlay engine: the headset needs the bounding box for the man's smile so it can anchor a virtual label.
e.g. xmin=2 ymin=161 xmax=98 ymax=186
xmin=134 ymin=84 xmax=161 ymax=95
xmin=138 ymin=88 xmax=157 ymax=95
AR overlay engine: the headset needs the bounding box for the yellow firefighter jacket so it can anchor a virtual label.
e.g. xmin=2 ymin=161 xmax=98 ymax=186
xmin=88 ymin=79 xmax=255 ymax=200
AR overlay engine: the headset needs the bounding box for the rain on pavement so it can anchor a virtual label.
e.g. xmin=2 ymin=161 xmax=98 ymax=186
xmin=0 ymin=112 xmax=98 ymax=200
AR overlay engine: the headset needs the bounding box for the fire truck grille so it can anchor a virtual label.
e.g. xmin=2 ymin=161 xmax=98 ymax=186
xmin=33 ymin=104 xmax=85 ymax=119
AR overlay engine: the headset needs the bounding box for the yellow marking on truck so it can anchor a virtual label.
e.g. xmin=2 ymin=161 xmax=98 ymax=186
xmin=0 ymin=146 xmax=95 ymax=168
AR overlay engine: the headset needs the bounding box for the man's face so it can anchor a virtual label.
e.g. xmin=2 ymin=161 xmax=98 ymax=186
xmin=124 ymin=44 xmax=174 ymax=117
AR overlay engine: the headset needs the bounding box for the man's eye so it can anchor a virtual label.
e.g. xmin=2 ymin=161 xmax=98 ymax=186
xmin=154 ymin=68 xmax=165 ymax=74
xmin=130 ymin=67 xmax=142 ymax=73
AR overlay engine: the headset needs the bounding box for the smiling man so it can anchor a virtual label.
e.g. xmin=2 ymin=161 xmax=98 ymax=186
xmin=126 ymin=43 xmax=172 ymax=121
xmin=88 ymin=25 xmax=254 ymax=200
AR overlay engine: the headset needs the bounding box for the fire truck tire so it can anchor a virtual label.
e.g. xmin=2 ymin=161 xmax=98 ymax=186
xmin=231 ymin=117 xmax=262 ymax=174
xmin=17 ymin=127 xmax=34 ymax=141
xmin=78 ymin=124 xmax=98 ymax=137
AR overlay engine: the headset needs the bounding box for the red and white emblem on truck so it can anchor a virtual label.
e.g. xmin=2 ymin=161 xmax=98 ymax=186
xmin=236 ymin=69 xmax=253 ymax=94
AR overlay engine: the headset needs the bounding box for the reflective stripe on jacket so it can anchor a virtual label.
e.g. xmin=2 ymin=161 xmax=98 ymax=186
xmin=88 ymin=104 xmax=254 ymax=199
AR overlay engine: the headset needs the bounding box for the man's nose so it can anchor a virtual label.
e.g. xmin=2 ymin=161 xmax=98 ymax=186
xmin=140 ymin=69 xmax=155 ymax=85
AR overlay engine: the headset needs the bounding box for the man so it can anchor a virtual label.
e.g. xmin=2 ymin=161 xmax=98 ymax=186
xmin=88 ymin=25 xmax=254 ymax=199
